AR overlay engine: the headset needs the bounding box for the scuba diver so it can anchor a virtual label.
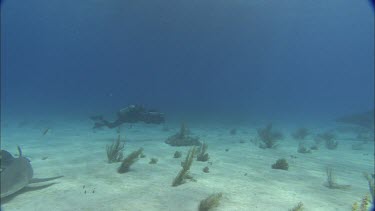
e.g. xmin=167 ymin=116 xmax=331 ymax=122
xmin=91 ymin=105 xmax=165 ymax=129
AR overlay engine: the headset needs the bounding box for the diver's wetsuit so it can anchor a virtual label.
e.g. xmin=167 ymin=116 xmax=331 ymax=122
xmin=92 ymin=105 xmax=165 ymax=129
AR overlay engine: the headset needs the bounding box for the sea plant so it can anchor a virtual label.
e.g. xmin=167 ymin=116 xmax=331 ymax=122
xmin=173 ymin=151 xmax=182 ymax=158
xmin=197 ymin=142 xmax=209 ymax=162
xmin=106 ymin=135 xmax=125 ymax=163
xmin=149 ymin=158 xmax=158 ymax=164
xmin=297 ymin=143 xmax=311 ymax=154
xmin=292 ymin=128 xmax=309 ymax=141
xmin=271 ymin=158 xmax=289 ymax=170
xmin=289 ymin=202 xmax=304 ymax=211
xmin=172 ymin=147 xmax=196 ymax=187
xmin=117 ymin=148 xmax=143 ymax=173
xmin=324 ymin=167 xmax=350 ymax=189
xmin=203 ymin=166 xmax=210 ymax=173
xmin=257 ymin=123 xmax=283 ymax=149
xmin=165 ymin=123 xmax=201 ymax=146
xmin=198 ymin=193 xmax=223 ymax=211
xmin=363 ymin=172 xmax=374 ymax=202
xmin=316 ymin=131 xmax=338 ymax=150
xmin=352 ymin=195 xmax=372 ymax=211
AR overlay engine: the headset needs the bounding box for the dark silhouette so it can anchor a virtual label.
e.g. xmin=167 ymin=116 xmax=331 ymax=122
xmin=91 ymin=105 xmax=165 ymax=129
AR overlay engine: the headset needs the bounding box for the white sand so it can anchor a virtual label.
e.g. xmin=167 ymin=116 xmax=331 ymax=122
xmin=1 ymin=118 xmax=373 ymax=211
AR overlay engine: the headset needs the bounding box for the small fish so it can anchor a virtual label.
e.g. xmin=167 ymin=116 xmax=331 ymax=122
xmin=42 ymin=128 xmax=50 ymax=136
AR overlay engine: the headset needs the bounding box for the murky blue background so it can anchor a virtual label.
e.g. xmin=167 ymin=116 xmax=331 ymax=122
xmin=1 ymin=0 xmax=374 ymax=122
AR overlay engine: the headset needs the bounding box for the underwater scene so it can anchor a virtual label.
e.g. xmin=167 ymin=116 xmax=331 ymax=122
xmin=1 ymin=0 xmax=374 ymax=210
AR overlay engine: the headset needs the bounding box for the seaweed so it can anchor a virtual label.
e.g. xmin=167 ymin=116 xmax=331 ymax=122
xmin=165 ymin=123 xmax=201 ymax=146
xmin=292 ymin=128 xmax=309 ymax=141
xmin=198 ymin=193 xmax=223 ymax=211
xmin=257 ymin=123 xmax=283 ymax=149
xmin=271 ymin=158 xmax=289 ymax=170
xmin=363 ymin=172 xmax=374 ymax=202
xmin=106 ymin=135 xmax=125 ymax=163
xmin=289 ymin=202 xmax=304 ymax=211
xmin=197 ymin=143 xmax=209 ymax=162
xmin=117 ymin=148 xmax=143 ymax=173
xmin=172 ymin=147 xmax=196 ymax=187
xmin=324 ymin=167 xmax=351 ymax=189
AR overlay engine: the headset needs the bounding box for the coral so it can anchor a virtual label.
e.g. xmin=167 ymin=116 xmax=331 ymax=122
xmin=197 ymin=143 xmax=209 ymax=162
xmin=352 ymin=201 xmax=359 ymax=211
xmin=203 ymin=166 xmax=210 ymax=173
xmin=292 ymin=128 xmax=309 ymax=141
xmin=324 ymin=167 xmax=351 ymax=189
xmin=316 ymin=131 xmax=338 ymax=150
xmin=352 ymin=195 xmax=372 ymax=211
xmin=172 ymin=147 xmax=196 ymax=187
xmin=198 ymin=193 xmax=223 ymax=211
xmin=360 ymin=195 xmax=371 ymax=211
xmin=149 ymin=158 xmax=158 ymax=164
xmin=271 ymin=158 xmax=289 ymax=170
xmin=173 ymin=151 xmax=182 ymax=158
xmin=257 ymin=123 xmax=283 ymax=149
xmin=106 ymin=135 xmax=125 ymax=163
xmin=117 ymin=148 xmax=143 ymax=173
xmin=165 ymin=123 xmax=201 ymax=146
xmin=363 ymin=172 xmax=374 ymax=202
xmin=325 ymin=139 xmax=339 ymax=150
xmin=289 ymin=202 xmax=304 ymax=211
xmin=297 ymin=143 xmax=311 ymax=154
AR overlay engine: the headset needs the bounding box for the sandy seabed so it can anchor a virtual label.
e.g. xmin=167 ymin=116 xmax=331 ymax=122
xmin=1 ymin=118 xmax=373 ymax=211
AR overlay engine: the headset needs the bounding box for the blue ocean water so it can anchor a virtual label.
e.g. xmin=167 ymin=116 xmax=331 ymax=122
xmin=1 ymin=0 xmax=374 ymax=210
xmin=1 ymin=0 xmax=373 ymax=121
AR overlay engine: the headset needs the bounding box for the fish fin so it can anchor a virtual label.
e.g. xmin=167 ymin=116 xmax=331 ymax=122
xmin=30 ymin=176 xmax=63 ymax=183
xmin=16 ymin=146 xmax=22 ymax=157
